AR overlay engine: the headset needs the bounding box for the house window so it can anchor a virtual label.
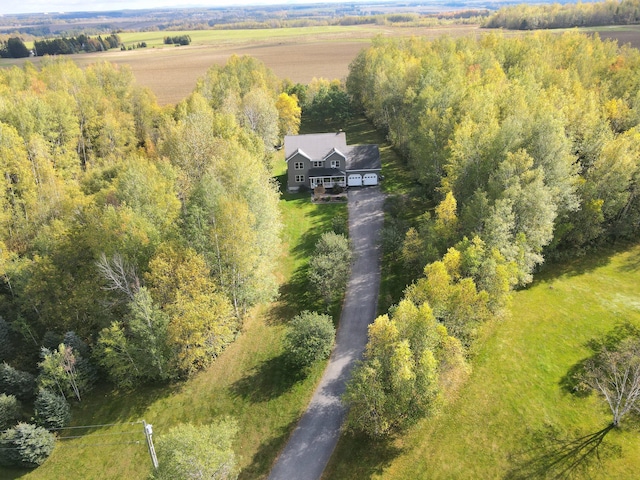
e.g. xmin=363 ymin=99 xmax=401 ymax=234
xmin=313 ymin=161 xmax=323 ymax=168
xmin=295 ymin=175 xmax=305 ymax=183
xmin=294 ymin=162 xmax=304 ymax=170
xmin=331 ymin=159 xmax=340 ymax=168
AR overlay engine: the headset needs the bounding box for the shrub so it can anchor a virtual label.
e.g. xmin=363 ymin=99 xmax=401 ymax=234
xmin=34 ymin=389 xmax=71 ymax=431
xmin=284 ymin=311 xmax=336 ymax=369
xmin=0 ymin=394 xmax=21 ymax=430
xmin=152 ymin=419 xmax=238 ymax=480
xmin=308 ymin=232 xmax=352 ymax=307
xmin=0 ymin=423 xmax=55 ymax=468
xmin=0 ymin=363 xmax=36 ymax=402
xmin=331 ymin=211 xmax=348 ymax=236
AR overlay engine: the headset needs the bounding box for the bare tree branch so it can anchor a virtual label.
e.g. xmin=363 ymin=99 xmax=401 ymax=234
xmin=96 ymin=252 xmax=140 ymax=302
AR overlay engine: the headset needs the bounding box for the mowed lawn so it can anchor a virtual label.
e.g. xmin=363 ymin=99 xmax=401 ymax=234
xmin=1 ymin=161 xmax=345 ymax=480
xmin=325 ymin=242 xmax=640 ymax=479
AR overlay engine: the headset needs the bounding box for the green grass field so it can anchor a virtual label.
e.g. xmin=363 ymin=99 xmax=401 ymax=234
xmin=324 ymin=242 xmax=640 ymax=479
xmin=118 ymin=26 xmax=380 ymax=48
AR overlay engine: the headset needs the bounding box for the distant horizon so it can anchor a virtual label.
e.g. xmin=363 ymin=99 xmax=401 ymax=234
xmin=4 ymin=0 xmax=364 ymax=16
xmin=0 ymin=0 xmax=584 ymax=17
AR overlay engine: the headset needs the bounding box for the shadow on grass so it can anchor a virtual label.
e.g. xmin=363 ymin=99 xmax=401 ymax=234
xmin=68 ymin=382 xmax=181 ymax=434
xmin=559 ymin=322 xmax=640 ymax=396
xmin=535 ymin=240 xmax=640 ymax=285
xmin=504 ymin=424 xmax=619 ymax=480
xmin=238 ymin=419 xmax=298 ymax=480
xmin=231 ymin=353 xmax=305 ymax=404
xmin=618 ymin=246 xmax=640 ymax=272
xmin=323 ymin=431 xmax=403 ymax=480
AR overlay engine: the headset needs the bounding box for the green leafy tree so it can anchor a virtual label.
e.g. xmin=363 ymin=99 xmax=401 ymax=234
xmin=34 ymin=389 xmax=71 ymax=431
xmin=0 ymin=394 xmax=21 ymax=430
xmin=153 ymin=419 xmax=239 ymax=480
xmin=308 ymin=232 xmax=352 ymax=308
xmin=0 ymin=363 xmax=36 ymax=402
xmin=37 ymin=344 xmax=85 ymax=402
xmin=344 ymin=300 xmax=466 ymax=437
xmin=145 ymin=245 xmax=236 ymax=378
xmin=0 ymin=316 xmax=12 ymax=362
xmin=284 ymin=311 xmax=336 ymax=369
xmin=0 ymin=423 xmax=55 ymax=468
xmin=6 ymin=38 xmax=30 ymax=58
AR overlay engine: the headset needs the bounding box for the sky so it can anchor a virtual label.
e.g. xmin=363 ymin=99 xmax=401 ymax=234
xmin=0 ymin=0 xmax=346 ymax=16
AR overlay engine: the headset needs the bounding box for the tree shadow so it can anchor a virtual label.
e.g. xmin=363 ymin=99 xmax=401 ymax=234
xmin=230 ymin=353 xmax=305 ymax=404
xmin=617 ymin=244 xmax=640 ymax=272
xmin=68 ymin=382 xmax=181 ymax=434
xmin=322 ymin=430 xmax=403 ymax=479
xmin=536 ymin=240 xmax=639 ymax=284
xmin=238 ymin=420 xmax=298 ymax=480
xmin=559 ymin=322 xmax=640 ymax=396
xmin=504 ymin=424 xmax=619 ymax=480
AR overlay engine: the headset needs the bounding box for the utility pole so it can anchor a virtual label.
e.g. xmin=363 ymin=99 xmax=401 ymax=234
xmin=142 ymin=420 xmax=159 ymax=470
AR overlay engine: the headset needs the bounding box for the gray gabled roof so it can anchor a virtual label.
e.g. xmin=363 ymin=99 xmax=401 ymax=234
xmin=285 ymin=133 xmax=348 ymax=161
xmin=284 ymin=132 xmax=381 ymax=172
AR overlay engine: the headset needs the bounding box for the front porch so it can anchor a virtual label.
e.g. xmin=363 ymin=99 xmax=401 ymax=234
xmin=308 ymin=167 xmax=346 ymax=189
xmin=310 ymin=176 xmax=346 ymax=189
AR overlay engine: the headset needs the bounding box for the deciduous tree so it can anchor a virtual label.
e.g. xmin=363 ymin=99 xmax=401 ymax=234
xmin=153 ymin=419 xmax=239 ymax=480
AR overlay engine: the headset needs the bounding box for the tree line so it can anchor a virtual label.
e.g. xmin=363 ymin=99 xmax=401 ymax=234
xmin=485 ymin=0 xmax=640 ymax=30
xmin=0 ymin=55 xmax=302 ymax=466
xmin=33 ymin=34 xmax=121 ymax=56
xmin=343 ymin=31 xmax=640 ymax=436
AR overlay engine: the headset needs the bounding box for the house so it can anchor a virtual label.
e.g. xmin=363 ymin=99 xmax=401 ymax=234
xmin=284 ymin=132 xmax=381 ymax=192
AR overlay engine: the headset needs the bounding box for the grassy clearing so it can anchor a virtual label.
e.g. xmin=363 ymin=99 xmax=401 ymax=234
xmin=324 ymin=242 xmax=640 ymax=479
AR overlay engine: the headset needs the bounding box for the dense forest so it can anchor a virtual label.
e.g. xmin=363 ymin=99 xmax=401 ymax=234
xmin=0 ymin=55 xmax=301 ymax=449
xmin=485 ymin=0 xmax=640 ymax=30
xmin=343 ymin=31 xmax=640 ymax=435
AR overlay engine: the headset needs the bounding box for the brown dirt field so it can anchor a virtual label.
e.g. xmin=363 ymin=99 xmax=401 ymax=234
xmin=106 ymin=25 xmax=479 ymax=105
xmin=108 ymin=41 xmax=371 ymax=105
xmin=596 ymin=28 xmax=640 ymax=50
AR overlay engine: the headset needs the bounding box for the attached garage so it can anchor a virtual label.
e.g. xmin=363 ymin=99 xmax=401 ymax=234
xmin=363 ymin=173 xmax=378 ymax=186
xmin=348 ymin=174 xmax=363 ymax=186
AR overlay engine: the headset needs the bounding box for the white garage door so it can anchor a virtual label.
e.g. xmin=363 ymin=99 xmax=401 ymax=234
xmin=363 ymin=173 xmax=378 ymax=186
xmin=348 ymin=174 xmax=363 ymax=186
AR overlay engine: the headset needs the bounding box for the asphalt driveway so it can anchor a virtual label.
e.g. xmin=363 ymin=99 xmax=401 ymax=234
xmin=268 ymin=186 xmax=384 ymax=480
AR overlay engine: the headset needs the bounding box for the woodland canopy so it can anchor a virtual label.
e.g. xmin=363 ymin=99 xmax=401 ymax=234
xmin=0 ymin=55 xmax=289 ymax=387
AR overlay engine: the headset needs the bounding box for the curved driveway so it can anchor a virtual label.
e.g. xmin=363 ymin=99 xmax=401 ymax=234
xmin=268 ymin=186 xmax=384 ymax=480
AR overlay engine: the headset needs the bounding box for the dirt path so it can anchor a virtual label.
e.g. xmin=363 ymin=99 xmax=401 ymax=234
xmin=268 ymin=186 xmax=384 ymax=480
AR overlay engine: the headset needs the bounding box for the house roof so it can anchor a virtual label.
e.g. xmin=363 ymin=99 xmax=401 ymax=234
xmin=285 ymin=132 xmax=381 ymax=172
xmin=285 ymin=133 xmax=348 ymax=161
xmin=308 ymin=167 xmax=345 ymax=177
xmin=346 ymin=145 xmax=381 ymax=171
